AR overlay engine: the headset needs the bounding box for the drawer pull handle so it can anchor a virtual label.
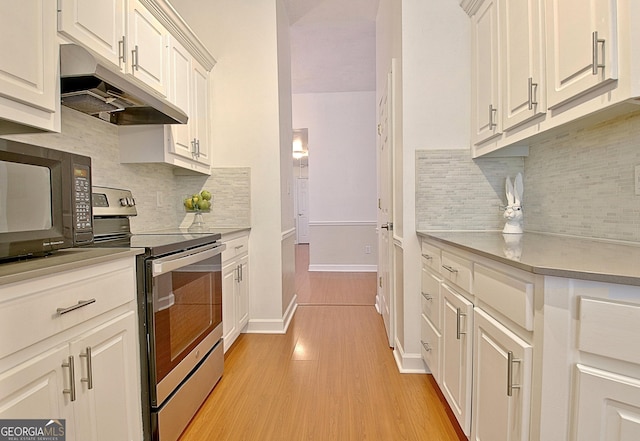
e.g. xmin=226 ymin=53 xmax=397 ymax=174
xmin=62 ymin=355 xmax=76 ymax=402
xmin=442 ymin=265 xmax=458 ymax=274
xmin=422 ymin=254 xmax=432 ymax=260
xmin=56 ymin=299 xmax=96 ymax=316
xmin=80 ymin=346 xmax=93 ymax=390
xmin=421 ymin=292 xmax=433 ymax=301
xmin=420 ymin=340 xmax=431 ymax=352
xmin=235 ymin=245 xmax=244 ymax=250
xmin=456 ymin=307 xmax=467 ymax=340
xmin=507 ymin=351 xmax=521 ymax=397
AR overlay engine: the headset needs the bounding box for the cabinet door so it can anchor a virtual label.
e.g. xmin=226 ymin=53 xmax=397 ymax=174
xmin=441 ymin=284 xmax=474 ymax=435
xmin=0 ymin=0 xmax=57 ymax=112
xmin=58 ymin=0 xmax=126 ymax=70
xmin=127 ymin=0 xmax=169 ymax=96
xmin=421 ymin=265 xmax=442 ymax=329
xmin=545 ymin=0 xmax=617 ymax=109
xmin=472 ymin=0 xmax=501 ymax=145
xmin=572 ymin=364 xmax=640 ymax=441
xmin=500 ymin=0 xmax=545 ymax=130
xmin=191 ymin=59 xmax=210 ymax=166
xmin=222 ymin=260 xmax=238 ymax=352
xmin=70 ymin=312 xmax=142 ymax=441
xmin=471 ymin=307 xmax=532 ymax=441
xmin=237 ymin=255 xmax=249 ymax=330
xmin=167 ymin=38 xmax=193 ymax=160
xmin=0 ymin=345 xmax=72 ymax=422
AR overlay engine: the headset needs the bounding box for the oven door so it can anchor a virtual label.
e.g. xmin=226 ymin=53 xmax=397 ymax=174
xmin=147 ymin=242 xmax=225 ymax=407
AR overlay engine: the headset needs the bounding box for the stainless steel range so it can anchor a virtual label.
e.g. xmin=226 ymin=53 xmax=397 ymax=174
xmin=91 ymin=186 xmax=224 ymax=441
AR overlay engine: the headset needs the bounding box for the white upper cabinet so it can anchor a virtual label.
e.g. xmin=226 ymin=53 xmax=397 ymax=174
xmin=0 ymin=0 xmax=59 ymax=133
xmin=58 ymin=0 xmax=127 ymax=70
xmin=127 ymin=0 xmax=169 ymax=96
xmin=500 ymin=0 xmax=546 ymax=130
xmin=545 ymin=0 xmax=617 ymax=110
xmin=471 ymin=0 xmax=501 ymax=145
xmin=167 ymin=37 xmax=193 ymax=157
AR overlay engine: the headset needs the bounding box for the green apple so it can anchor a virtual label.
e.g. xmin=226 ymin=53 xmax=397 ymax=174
xmin=198 ymin=200 xmax=211 ymax=210
xmin=200 ymin=190 xmax=212 ymax=201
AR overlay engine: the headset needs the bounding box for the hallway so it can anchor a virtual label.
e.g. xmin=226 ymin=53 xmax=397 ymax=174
xmin=178 ymin=245 xmax=463 ymax=440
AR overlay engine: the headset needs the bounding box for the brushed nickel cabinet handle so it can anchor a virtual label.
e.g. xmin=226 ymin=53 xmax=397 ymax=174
xmin=422 ymin=253 xmax=433 ymax=260
xmin=132 ymin=45 xmax=139 ymax=71
xmin=421 ymin=292 xmax=433 ymax=301
xmin=80 ymin=346 xmax=93 ymax=390
xmin=62 ymin=356 xmax=76 ymax=402
xmin=456 ymin=307 xmax=467 ymax=340
xmin=489 ymin=104 xmax=497 ymax=130
xmin=528 ymin=77 xmax=538 ymax=110
xmin=507 ymin=351 xmax=521 ymax=396
xmin=420 ymin=340 xmax=432 ymax=352
xmin=442 ymin=265 xmax=458 ymax=274
xmin=119 ymin=36 xmax=127 ymax=66
xmin=56 ymin=299 xmax=96 ymax=315
xmin=592 ymin=31 xmax=605 ymax=75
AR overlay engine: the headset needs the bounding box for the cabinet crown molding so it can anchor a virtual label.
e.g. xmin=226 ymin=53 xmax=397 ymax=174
xmin=140 ymin=0 xmax=216 ymax=71
xmin=459 ymin=0 xmax=484 ymax=16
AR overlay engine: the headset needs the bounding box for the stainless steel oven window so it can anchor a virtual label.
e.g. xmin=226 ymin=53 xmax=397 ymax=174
xmin=148 ymin=245 xmax=223 ymax=384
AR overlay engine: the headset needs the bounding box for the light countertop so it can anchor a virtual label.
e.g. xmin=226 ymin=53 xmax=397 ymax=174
xmin=417 ymin=231 xmax=640 ymax=286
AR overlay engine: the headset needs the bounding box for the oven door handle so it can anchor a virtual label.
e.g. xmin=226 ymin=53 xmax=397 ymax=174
xmin=151 ymin=243 xmax=226 ymax=276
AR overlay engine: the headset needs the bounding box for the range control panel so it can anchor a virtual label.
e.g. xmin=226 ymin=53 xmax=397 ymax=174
xmin=92 ymin=186 xmax=138 ymax=218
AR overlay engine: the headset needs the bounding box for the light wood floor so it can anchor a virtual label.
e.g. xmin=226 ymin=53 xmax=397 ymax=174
xmin=178 ymin=245 xmax=464 ymax=441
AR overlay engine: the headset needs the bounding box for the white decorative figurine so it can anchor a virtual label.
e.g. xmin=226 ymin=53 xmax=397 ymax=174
xmin=503 ymin=172 xmax=524 ymax=234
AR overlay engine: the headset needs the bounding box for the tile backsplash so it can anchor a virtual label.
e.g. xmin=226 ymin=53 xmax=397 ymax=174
xmin=2 ymin=107 xmax=250 ymax=232
xmin=416 ymin=111 xmax=640 ymax=243
xmin=416 ymin=150 xmax=524 ymax=231
xmin=524 ymin=110 xmax=640 ymax=242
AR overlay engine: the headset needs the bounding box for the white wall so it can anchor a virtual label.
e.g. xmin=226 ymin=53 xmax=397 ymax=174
xmin=292 ymin=91 xmax=378 ymax=270
xmin=171 ymin=0 xmax=294 ymax=330
xmin=376 ymin=0 xmax=471 ymax=370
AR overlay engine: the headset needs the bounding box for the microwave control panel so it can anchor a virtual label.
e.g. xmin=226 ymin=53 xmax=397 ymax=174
xmin=73 ymin=164 xmax=92 ymax=231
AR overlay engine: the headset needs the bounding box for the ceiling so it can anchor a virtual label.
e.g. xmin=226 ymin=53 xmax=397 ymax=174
xmin=284 ymin=0 xmax=380 ymax=94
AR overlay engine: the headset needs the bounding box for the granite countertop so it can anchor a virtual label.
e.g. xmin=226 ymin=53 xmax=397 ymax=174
xmin=0 ymin=248 xmax=144 ymax=287
xmin=417 ymin=231 xmax=640 ymax=286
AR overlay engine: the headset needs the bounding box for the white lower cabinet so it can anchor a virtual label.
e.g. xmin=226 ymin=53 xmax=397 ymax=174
xmin=222 ymin=232 xmax=250 ymax=352
xmin=472 ymin=307 xmax=532 ymax=441
xmin=440 ymin=283 xmax=474 ymax=436
xmin=0 ymin=255 xmax=142 ymax=441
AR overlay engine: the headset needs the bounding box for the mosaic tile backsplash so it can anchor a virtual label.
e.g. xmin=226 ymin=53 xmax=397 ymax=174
xmin=416 ymin=150 xmax=524 ymax=231
xmin=416 ymin=111 xmax=640 ymax=242
xmin=2 ymin=107 xmax=250 ymax=232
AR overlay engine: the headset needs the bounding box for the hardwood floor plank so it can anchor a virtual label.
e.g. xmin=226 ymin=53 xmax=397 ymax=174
xmin=178 ymin=246 xmax=464 ymax=441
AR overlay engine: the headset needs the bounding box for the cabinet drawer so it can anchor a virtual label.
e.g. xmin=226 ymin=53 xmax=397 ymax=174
xmin=578 ymin=297 xmax=640 ymax=365
xmin=421 ymin=241 xmax=442 ymax=273
xmin=421 ymin=314 xmax=441 ymax=383
xmin=474 ymin=264 xmax=534 ymax=331
xmin=441 ymin=251 xmax=473 ymax=293
xmin=421 ymin=267 xmax=442 ymax=329
xmin=222 ymin=234 xmax=248 ymax=262
xmin=0 ymin=258 xmax=136 ymax=359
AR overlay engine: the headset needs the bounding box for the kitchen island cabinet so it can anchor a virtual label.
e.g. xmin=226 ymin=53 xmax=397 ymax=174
xmin=0 ymin=251 xmax=143 ymax=441
xmin=0 ymin=0 xmax=60 ymax=134
xmin=418 ymin=231 xmax=640 ymax=441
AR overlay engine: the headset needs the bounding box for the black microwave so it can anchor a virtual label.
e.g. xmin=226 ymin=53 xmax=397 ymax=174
xmin=0 ymin=140 xmax=93 ymax=262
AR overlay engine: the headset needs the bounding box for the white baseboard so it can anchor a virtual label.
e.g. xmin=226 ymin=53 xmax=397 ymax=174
xmin=392 ymin=338 xmax=428 ymax=374
xmin=308 ymin=264 xmax=377 ymax=272
xmin=245 ymin=295 xmax=298 ymax=334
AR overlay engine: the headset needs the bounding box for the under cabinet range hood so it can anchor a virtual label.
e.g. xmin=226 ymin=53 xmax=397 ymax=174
xmin=59 ymin=44 xmax=188 ymax=125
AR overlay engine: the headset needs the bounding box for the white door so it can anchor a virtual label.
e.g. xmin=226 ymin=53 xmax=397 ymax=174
xmin=58 ymin=0 xmax=126 ymax=69
xmin=545 ymin=0 xmax=617 ymax=109
xmin=296 ymin=178 xmax=310 ymax=244
xmin=167 ymin=37 xmax=192 ymax=159
xmin=377 ymin=68 xmax=394 ymax=347
xmin=70 ymin=311 xmax=142 ymax=441
xmin=472 ymin=307 xmax=532 ymax=441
